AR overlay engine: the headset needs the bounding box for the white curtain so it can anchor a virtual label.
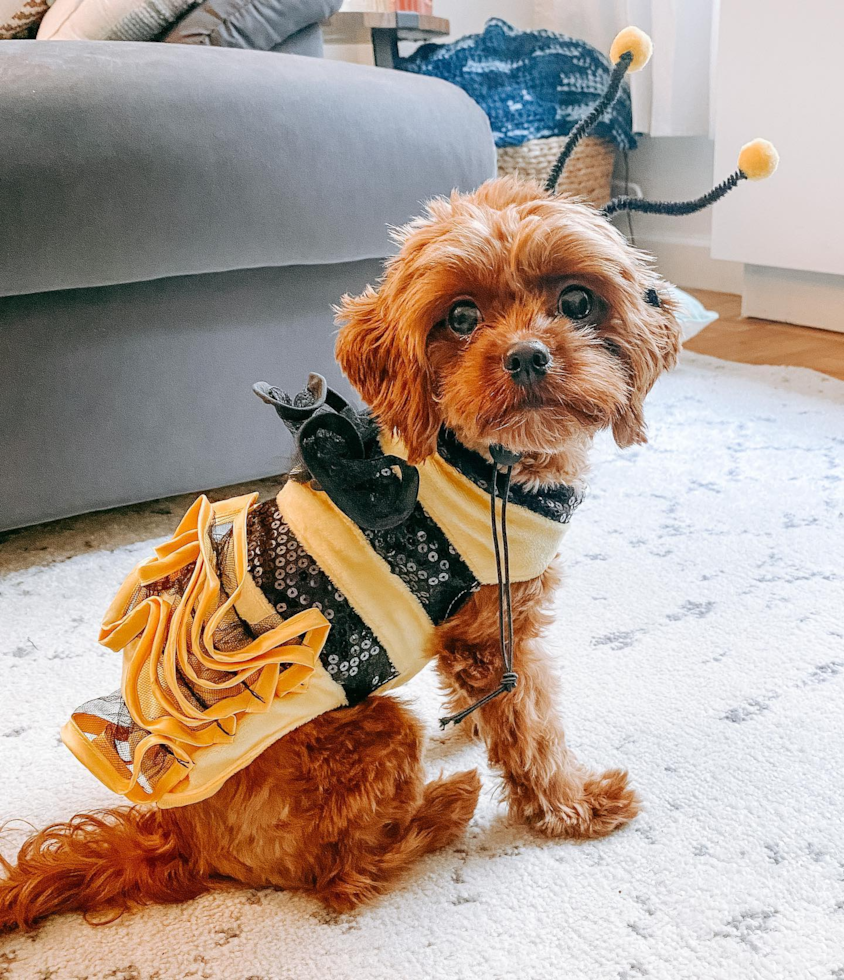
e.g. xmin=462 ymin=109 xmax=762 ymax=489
xmin=533 ymin=0 xmax=720 ymax=137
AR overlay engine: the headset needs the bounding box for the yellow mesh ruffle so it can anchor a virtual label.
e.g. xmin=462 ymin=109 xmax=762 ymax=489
xmin=62 ymin=492 xmax=329 ymax=804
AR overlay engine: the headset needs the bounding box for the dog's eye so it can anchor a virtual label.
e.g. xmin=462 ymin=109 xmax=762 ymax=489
xmin=557 ymin=285 xmax=594 ymax=322
xmin=447 ymin=300 xmax=482 ymax=337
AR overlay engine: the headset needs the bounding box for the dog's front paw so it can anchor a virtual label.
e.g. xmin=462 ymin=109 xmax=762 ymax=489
xmin=529 ymin=768 xmax=640 ymax=840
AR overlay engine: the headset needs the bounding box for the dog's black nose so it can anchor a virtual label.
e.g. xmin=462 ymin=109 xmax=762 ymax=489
xmin=504 ymin=341 xmax=551 ymax=386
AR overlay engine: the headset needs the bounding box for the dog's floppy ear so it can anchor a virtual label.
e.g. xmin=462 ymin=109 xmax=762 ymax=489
xmin=335 ymin=285 xmax=441 ymax=464
xmin=611 ymin=300 xmax=681 ymax=448
xmin=611 ymin=394 xmax=649 ymax=449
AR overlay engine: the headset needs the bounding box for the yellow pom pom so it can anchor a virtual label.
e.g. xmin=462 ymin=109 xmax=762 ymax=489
xmin=738 ymin=138 xmax=779 ymax=180
xmin=610 ymin=26 xmax=653 ymax=72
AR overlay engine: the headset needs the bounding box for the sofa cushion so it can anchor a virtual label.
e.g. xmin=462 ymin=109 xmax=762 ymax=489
xmin=1 ymin=0 xmax=48 ymax=37
xmin=269 ymin=20 xmax=322 ymax=56
xmin=164 ymin=0 xmax=340 ymax=49
xmin=37 ymin=0 xmax=197 ymax=39
xmin=0 ymin=42 xmax=496 ymax=299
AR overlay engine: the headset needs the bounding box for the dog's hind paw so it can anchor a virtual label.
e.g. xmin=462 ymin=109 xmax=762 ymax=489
xmin=529 ymin=768 xmax=640 ymax=840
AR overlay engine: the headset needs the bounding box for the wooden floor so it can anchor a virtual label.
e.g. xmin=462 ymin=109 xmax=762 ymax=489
xmin=685 ymin=289 xmax=844 ymax=381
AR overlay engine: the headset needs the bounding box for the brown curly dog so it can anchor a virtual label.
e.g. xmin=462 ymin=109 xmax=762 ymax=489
xmin=1 ymin=176 xmax=680 ymax=930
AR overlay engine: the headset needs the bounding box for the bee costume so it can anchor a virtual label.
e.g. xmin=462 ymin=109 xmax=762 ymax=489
xmin=63 ymin=374 xmax=581 ymax=808
xmin=63 ymin=27 xmax=778 ymax=809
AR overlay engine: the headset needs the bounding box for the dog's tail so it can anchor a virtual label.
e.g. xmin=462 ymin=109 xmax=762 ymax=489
xmin=0 ymin=807 xmax=215 ymax=932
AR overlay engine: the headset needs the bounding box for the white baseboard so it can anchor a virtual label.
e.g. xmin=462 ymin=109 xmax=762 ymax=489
xmin=742 ymin=265 xmax=844 ymax=333
xmin=633 ymin=236 xmax=744 ymax=294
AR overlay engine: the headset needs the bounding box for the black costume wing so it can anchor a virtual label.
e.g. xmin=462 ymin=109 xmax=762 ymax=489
xmin=254 ymin=374 xmax=419 ymax=531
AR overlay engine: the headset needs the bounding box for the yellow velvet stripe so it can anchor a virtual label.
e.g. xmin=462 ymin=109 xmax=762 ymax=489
xmin=62 ymin=492 xmax=330 ymax=806
xmin=381 ymin=436 xmax=569 ymax=584
xmin=277 ymin=480 xmax=436 ymax=681
xmin=154 ymin=662 xmax=348 ymax=809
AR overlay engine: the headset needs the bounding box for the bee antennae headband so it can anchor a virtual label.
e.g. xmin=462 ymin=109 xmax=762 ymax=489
xmin=546 ymin=26 xmax=779 ymax=218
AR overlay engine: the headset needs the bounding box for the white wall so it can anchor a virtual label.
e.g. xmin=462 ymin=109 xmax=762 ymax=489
xmin=323 ymin=1 xmax=534 ymax=65
xmin=431 ymin=0 xmax=533 ymax=41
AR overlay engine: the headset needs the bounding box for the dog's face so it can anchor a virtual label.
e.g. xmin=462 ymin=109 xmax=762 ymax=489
xmin=336 ymin=177 xmax=681 ymax=466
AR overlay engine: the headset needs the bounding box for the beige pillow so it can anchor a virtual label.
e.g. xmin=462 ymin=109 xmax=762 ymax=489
xmin=1 ymin=0 xmax=49 ymax=37
xmin=37 ymin=0 xmax=195 ymax=40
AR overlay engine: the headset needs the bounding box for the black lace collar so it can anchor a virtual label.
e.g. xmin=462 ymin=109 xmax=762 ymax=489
xmin=436 ymin=429 xmax=583 ymax=525
xmin=254 ymin=374 xmax=582 ymax=530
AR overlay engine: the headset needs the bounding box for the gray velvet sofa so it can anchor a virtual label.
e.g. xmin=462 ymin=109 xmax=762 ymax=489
xmin=0 ymin=41 xmax=495 ymax=531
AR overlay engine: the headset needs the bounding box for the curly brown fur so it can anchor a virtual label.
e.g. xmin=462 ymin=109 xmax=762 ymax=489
xmin=2 ymin=176 xmax=679 ymax=931
xmin=435 ymin=566 xmax=638 ymax=838
xmin=2 ymin=697 xmax=481 ymax=930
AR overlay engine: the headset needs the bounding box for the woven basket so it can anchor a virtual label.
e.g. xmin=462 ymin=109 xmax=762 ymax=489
xmin=497 ymin=135 xmax=615 ymax=208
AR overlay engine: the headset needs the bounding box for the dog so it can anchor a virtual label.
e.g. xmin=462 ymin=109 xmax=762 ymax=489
xmin=0 ymin=175 xmax=680 ymax=930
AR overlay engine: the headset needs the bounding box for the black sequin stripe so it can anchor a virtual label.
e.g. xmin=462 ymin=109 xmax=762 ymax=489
xmin=360 ymin=502 xmax=477 ymax=626
xmin=246 ymin=501 xmax=399 ymax=706
xmin=436 ymin=428 xmax=583 ymax=525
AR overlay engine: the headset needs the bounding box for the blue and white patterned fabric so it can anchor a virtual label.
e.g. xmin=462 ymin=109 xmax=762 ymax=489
xmin=396 ymin=18 xmax=636 ymax=151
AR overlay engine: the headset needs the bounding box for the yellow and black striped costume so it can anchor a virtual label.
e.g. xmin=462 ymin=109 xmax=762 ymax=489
xmin=63 ymin=425 xmax=581 ymax=809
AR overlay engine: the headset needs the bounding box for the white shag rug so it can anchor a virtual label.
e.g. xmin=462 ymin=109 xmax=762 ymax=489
xmin=1 ymin=352 xmax=842 ymax=980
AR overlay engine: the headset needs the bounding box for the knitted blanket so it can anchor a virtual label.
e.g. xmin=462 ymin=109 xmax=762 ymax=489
xmin=397 ymin=17 xmax=636 ymax=150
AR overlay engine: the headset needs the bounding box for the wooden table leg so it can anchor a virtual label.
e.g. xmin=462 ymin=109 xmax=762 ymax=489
xmin=371 ymin=28 xmax=399 ymax=68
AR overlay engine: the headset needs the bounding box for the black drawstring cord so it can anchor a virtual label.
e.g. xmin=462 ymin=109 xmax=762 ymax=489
xmin=440 ymin=445 xmax=522 ymax=729
xmin=494 ymin=462 xmax=517 ymax=692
